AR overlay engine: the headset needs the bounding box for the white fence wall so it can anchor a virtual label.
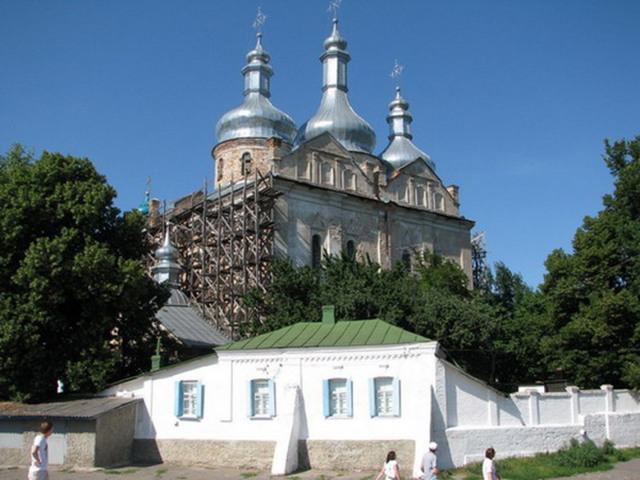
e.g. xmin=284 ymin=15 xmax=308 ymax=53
xmin=438 ymin=361 xmax=640 ymax=468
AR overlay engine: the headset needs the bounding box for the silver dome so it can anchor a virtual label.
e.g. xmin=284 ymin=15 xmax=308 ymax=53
xmin=152 ymin=229 xmax=182 ymax=288
xmin=216 ymin=33 xmax=297 ymax=144
xmin=295 ymin=19 xmax=376 ymax=153
xmin=380 ymin=87 xmax=435 ymax=171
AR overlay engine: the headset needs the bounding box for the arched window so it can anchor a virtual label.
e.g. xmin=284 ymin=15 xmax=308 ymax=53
xmin=312 ymin=234 xmax=322 ymax=269
xmin=321 ymin=162 xmax=333 ymax=185
xmin=346 ymin=240 xmax=356 ymax=260
xmin=298 ymin=159 xmax=310 ymax=179
xmin=344 ymin=170 xmax=356 ymax=190
xmin=416 ymin=186 xmax=425 ymax=206
xmin=216 ymin=158 xmax=224 ymax=181
xmin=241 ymin=152 xmax=252 ymax=176
xmin=401 ymin=250 xmax=412 ymax=271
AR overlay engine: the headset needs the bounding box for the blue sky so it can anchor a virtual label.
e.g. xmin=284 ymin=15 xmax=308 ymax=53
xmin=1 ymin=0 xmax=638 ymax=288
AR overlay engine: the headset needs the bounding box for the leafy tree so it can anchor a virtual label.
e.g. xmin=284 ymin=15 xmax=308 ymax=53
xmin=483 ymin=262 xmax=552 ymax=388
xmin=541 ymin=136 xmax=640 ymax=388
xmin=242 ymin=256 xmax=321 ymax=335
xmin=0 ymin=145 xmax=167 ymax=401
xmin=243 ymin=251 xmax=503 ymax=385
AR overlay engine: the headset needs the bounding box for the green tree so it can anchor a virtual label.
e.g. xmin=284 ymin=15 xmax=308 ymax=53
xmin=243 ymin=251 xmax=504 ymax=385
xmin=541 ymin=136 xmax=640 ymax=388
xmin=0 ymin=145 xmax=167 ymax=401
xmin=483 ymin=262 xmax=551 ymax=388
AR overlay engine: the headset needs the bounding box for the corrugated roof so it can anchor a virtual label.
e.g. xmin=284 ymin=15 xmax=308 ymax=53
xmin=0 ymin=397 xmax=140 ymax=420
xmin=157 ymin=305 xmax=230 ymax=348
xmin=217 ymin=319 xmax=429 ymax=351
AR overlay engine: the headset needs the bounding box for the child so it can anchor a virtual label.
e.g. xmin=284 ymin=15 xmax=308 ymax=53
xmin=28 ymin=421 xmax=54 ymax=480
xmin=376 ymin=450 xmax=401 ymax=480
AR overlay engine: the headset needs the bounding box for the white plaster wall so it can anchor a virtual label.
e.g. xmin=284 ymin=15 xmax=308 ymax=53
xmin=615 ymin=391 xmax=639 ymax=411
xmin=538 ymin=395 xmax=573 ymax=424
xmin=105 ymin=343 xmax=439 ymax=448
xmin=445 ymin=425 xmax=583 ymax=467
xmin=579 ymin=391 xmax=606 ymax=414
xmin=589 ymin=412 xmax=640 ymax=447
xmin=443 ymin=363 xmax=503 ymax=427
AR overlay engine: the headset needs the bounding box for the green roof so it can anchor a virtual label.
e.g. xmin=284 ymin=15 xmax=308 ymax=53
xmin=217 ymin=319 xmax=430 ymax=351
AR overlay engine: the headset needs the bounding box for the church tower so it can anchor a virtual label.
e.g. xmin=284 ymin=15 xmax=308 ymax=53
xmin=212 ymin=31 xmax=297 ymax=186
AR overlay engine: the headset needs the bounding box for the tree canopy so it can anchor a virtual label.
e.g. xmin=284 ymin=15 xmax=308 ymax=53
xmin=0 ymin=145 xmax=167 ymax=402
xmin=540 ymin=136 xmax=640 ymax=388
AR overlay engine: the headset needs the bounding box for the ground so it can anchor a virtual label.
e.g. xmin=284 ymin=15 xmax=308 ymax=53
xmin=1 ymin=459 xmax=640 ymax=480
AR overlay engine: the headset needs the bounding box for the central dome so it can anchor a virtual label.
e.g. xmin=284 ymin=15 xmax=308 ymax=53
xmin=295 ymin=19 xmax=375 ymax=153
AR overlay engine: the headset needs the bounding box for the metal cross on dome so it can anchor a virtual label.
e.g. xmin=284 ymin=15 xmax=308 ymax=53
xmin=391 ymin=59 xmax=404 ymax=88
xmin=328 ymin=0 xmax=342 ymax=19
xmin=252 ymin=7 xmax=267 ymax=33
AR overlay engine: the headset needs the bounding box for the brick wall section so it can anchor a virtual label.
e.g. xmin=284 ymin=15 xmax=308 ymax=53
xmin=133 ymin=439 xmax=276 ymax=470
xmin=212 ymin=138 xmax=292 ymax=185
xmin=299 ymin=439 xmax=415 ymax=472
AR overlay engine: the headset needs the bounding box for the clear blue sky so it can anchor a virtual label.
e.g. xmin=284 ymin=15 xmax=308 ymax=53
xmin=1 ymin=0 xmax=638 ymax=288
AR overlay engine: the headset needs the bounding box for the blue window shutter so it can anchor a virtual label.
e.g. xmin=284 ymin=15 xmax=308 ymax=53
xmin=174 ymin=381 xmax=184 ymax=417
xmin=196 ymin=381 xmax=204 ymax=418
xmin=346 ymin=379 xmax=353 ymax=417
xmin=369 ymin=378 xmax=377 ymax=417
xmin=392 ymin=377 xmax=401 ymax=417
xmin=247 ymin=381 xmax=255 ymax=417
xmin=268 ymin=379 xmax=276 ymax=417
xmin=322 ymin=379 xmax=331 ymax=417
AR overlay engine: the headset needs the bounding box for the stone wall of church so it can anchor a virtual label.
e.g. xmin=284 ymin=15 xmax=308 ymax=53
xmin=212 ymin=137 xmax=292 ymax=186
xmin=273 ymin=177 xmax=473 ymax=277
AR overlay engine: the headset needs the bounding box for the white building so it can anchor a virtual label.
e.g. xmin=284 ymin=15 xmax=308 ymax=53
xmin=103 ymin=307 xmax=640 ymax=476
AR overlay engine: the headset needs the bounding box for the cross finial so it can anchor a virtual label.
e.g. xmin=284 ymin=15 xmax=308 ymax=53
xmin=328 ymin=0 xmax=342 ymax=20
xmin=391 ymin=59 xmax=404 ymax=88
xmin=252 ymin=7 xmax=267 ymax=33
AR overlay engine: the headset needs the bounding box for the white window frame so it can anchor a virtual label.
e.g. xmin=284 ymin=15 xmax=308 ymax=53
xmin=248 ymin=379 xmax=276 ymax=418
xmin=174 ymin=380 xmax=203 ymax=419
xmin=323 ymin=378 xmax=353 ymax=418
xmin=369 ymin=377 xmax=400 ymax=417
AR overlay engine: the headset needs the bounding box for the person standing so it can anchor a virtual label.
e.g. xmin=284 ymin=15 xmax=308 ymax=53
xmin=28 ymin=421 xmax=53 ymax=480
xmin=482 ymin=447 xmax=502 ymax=480
xmin=421 ymin=442 xmax=440 ymax=480
xmin=375 ymin=450 xmax=401 ymax=480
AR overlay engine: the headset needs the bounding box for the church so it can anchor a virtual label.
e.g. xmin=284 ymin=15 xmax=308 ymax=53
xmin=149 ymin=15 xmax=474 ymax=337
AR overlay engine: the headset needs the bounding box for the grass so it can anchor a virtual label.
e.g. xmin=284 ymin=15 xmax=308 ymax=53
xmin=103 ymin=469 xmax=139 ymax=475
xmin=447 ymin=443 xmax=640 ymax=480
xmin=241 ymin=473 xmax=258 ymax=478
xmin=155 ymin=468 xmax=168 ymax=477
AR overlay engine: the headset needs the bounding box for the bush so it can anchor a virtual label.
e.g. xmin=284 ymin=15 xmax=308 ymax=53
xmin=601 ymin=440 xmax=627 ymax=461
xmin=555 ymin=439 xmax=605 ymax=468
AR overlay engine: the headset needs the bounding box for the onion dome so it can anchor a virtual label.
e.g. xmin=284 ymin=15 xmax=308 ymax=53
xmin=380 ymin=87 xmax=436 ymax=171
xmin=215 ymin=33 xmax=297 ymax=144
xmin=137 ymin=189 xmax=150 ymax=215
xmin=152 ymin=230 xmax=182 ymax=289
xmin=295 ymin=19 xmax=376 ymax=153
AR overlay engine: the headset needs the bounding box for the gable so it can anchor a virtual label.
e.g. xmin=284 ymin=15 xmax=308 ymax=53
xmin=297 ymin=131 xmax=350 ymax=156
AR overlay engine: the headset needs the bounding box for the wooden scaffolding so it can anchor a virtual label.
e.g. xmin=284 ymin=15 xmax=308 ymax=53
xmin=148 ymin=171 xmax=279 ymax=339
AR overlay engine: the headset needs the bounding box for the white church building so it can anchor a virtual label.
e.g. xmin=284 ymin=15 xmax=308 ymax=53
xmin=103 ymin=305 xmax=640 ymax=476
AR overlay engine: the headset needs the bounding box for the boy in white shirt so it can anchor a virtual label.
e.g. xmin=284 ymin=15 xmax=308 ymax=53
xmin=29 ymin=421 xmax=54 ymax=480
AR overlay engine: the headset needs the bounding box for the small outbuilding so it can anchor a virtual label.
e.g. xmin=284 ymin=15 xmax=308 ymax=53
xmin=0 ymin=396 xmax=140 ymax=468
